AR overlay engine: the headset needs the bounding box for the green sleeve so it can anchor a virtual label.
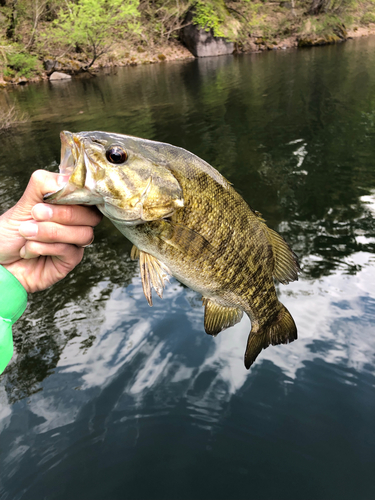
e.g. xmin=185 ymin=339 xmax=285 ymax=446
xmin=0 ymin=265 xmax=27 ymax=375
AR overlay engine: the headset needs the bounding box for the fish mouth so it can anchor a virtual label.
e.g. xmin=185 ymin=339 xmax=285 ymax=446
xmin=43 ymin=131 xmax=147 ymax=224
xmin=59 ymin=130 xmax=78 ymax=176
xmin=44 ymin=131 xmax=102 ymax=205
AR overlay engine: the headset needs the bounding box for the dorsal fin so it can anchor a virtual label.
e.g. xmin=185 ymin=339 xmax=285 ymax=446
xmin=252 ymin=209 xmax=265 ymax=221
xmin=265 ymin=227 xmax=300 ymax=284
xmin=202 ymin=298 xmax=243 ymax=336
xmin=131 ymin=246 xmax=171 ymax=306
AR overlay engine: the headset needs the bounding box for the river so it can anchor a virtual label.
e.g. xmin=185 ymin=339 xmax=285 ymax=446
xmin=0 ymin=37 xmax=375 ymax=500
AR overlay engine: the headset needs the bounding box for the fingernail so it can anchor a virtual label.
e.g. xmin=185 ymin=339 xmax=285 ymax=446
xmin=19 ymin=221 xmax=38 ymax=237
xmin=81 ymin=235 xmax=95 ymax=248
xmin=20 ymin=246 xmax=26 ymax=258
xmin=32 ymin=204 xmax=53 ymax=221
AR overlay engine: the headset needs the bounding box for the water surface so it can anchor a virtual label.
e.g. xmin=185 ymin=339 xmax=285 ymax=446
xmin=1 ymin=38 xmax=375 ymax=500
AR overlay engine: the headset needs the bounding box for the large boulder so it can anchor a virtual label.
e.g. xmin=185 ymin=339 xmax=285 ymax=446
xmin=44 ymin=57 xmax=83 ymax=75
xmin=49 ymin=72 xmax=72 ymax=81
xmin=180 ymin=12 xmax=234 ymax=58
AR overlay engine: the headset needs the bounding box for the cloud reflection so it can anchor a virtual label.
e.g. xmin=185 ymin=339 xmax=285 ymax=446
xmin=1 ymin=251 xmax=374 ymax=434
xmin=0 ymin=247 xmax=375 ymax=498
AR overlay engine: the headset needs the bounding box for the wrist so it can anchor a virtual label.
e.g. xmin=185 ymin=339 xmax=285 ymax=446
xmin=0 ymin=265 xmax=28 ymax=374
xmin=0 ymin=265 xmax=27 ymax=317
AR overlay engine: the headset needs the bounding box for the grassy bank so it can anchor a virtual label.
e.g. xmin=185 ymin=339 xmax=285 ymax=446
xmin=1 ymin=0 xmax=375 ymax=86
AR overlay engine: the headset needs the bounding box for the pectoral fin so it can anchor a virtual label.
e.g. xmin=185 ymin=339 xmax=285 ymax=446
xmin=133 ymin=247 xmax=171 ymax=306
xmin=202 ymin=298 xmax=243 ymax=336
xmin=156 ymin=220 xmax=215 ymax=256
xmin=130 ymin=245 xmax=140 ymax=260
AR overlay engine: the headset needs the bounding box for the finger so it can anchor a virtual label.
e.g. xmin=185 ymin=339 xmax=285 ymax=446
xmin=32 ymin=203 xmax=102 ymax=227
xmin=19 ymin=220 xmax=94 ymax=247
xmin=12 ymin=171 xmax=69 ymax=221
xmin=20 ymin=241 xmax=84 ymax=265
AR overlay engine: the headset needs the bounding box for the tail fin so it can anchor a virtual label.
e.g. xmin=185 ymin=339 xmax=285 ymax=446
xmin=244 ymin=304 xmax=297 ymax=369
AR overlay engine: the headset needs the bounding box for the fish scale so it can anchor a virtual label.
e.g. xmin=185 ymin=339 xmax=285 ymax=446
xmin=45 ymin=130 xmax=300 ymax=369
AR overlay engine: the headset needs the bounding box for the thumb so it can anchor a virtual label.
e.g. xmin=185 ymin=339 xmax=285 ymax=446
xmin=11 ymin=170 xmax=69 ymax=221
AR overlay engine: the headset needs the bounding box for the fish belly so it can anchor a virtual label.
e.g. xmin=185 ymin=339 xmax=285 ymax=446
xmin=113 ymin=220 xmax=245 ymax=308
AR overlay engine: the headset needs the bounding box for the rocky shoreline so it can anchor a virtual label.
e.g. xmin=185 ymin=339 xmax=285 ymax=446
xmin=1 ymin=24 xmax=375 ymax=88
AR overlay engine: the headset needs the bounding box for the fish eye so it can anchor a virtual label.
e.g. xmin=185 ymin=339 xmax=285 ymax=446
xmin=106 ymin=146 xmax=128 ymax=164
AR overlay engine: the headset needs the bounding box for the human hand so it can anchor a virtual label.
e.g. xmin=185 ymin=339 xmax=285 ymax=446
xmin=0 ymin=170 xmax=102 ymax=293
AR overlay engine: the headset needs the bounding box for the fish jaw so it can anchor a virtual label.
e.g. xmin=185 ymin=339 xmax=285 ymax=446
xmin=44 ymin=131 xmax=104 ymax=206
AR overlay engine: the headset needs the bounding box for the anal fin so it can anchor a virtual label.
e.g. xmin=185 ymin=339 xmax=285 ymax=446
xmin=202 ymin=298 xmax=243 ymax=336
xmin=132 ymin=246 xmax=171 ymax=306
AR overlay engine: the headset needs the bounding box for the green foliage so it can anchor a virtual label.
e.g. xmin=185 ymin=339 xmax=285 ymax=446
xmin=4 ymin=51 xmax=38 ymax=78
xmin=304 ymin=13 xmax=347 ymax=37
xmin=361 ymin=11 xmax=375 ymax=24
xmin=193 ymin=0 xmax=227 ymax=37
xmin=328 ymin=0 xmax=357 ymax=11
xmin=40 ymin=0 xmax=141 ymax=65
xmin=137 ymin=0 xmax=191 ymax=43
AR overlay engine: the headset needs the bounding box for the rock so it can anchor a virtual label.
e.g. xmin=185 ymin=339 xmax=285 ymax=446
xmin=255 ymin=37 xmax=265 ymax=45
xmin=15 ymin=76 xmax=28 ymax=85
xmin=247 ymin=41 xmax=259 ymax=52
xmin=180 ymin=12 xmax=234 ymax=57
xmin=49 ymin=72 xmax=72 ymax=81
xmin=58 ymin=58 xmax=82 ymax=72
xmin=44 ymin=58 xmax=84 ymax=75
xmin=43 ymin=59 xmax=56 ymax=72
xmin=298 ymin=34 xmax=341 ymax=47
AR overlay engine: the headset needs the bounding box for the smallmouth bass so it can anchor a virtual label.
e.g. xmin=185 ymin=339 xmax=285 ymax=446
xmin=45 ymin=131 xmax=300 ymax=369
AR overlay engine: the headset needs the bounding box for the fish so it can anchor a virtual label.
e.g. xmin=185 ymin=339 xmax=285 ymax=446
xmin=44 ymin=130 xmax=300 ymax=369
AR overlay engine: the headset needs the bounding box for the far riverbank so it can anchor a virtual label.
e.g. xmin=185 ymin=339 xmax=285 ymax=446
xmin=2 ymin=24 xmax=375 ymax=88
xmin=2 ymin=1 xmax=375 ymax=88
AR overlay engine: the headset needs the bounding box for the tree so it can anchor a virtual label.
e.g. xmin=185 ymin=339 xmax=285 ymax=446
xmin=42 ymin=0 xmax=141 ymax=69
xmin=308 ymin=0 xmax=327 ymax=15
xmin=6 ymin=0 xmax=18 ymax=39
xmin=26 ymin=0 xmax=50 ymax=50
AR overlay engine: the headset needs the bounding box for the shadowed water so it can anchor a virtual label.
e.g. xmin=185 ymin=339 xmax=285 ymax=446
xmin=0 ymin=37 xmax=375 ymax=500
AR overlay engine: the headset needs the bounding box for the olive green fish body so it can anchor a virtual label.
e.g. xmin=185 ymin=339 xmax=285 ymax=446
xmin=45 ymin=131 xmax=299 ymax=369
xmin=115 ymin=172 xmax=278 ymax=316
